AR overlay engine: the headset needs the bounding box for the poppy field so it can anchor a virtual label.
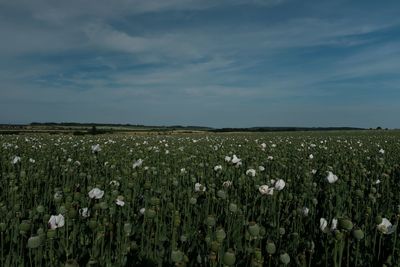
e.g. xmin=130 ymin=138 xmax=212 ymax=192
xmin=0 ymin=131 xmax=399 ymax=266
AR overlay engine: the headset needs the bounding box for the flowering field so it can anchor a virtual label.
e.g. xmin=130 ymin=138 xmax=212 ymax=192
xmin=1 ymin=132 xmax=399 ymax=266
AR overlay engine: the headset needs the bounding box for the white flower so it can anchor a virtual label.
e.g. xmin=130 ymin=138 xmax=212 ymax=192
xmin=91 ymin=144 xmax=101 ymax=153
xmin=267 ymin=156 xmax=274 ymax=160
xmin=375 ymin=179 xmax=381 ymax=184
xmin=331 ymin=218 xmax=338 ymax=230
xmin=222 ymin=180 xmax=232 ymax=188
xmin=88 ymin=188 xmax=104 ymax=199
xmin=377 ymin=218 xmax=395 ymax=234
xmin=48 ymin=214 xmax=65 ymax=229
xmin=12 ymin=156 xmax=21 ymax=164
xmin=79 ymin=207 xmax=90 ymax=218
xmin=139 ymin=208 xmax=146 ymax=215
xmin=302 ymin=207 xmax=309 ymax=216
xmin=259 ymin=185 xmax=274 ymax=195
xmin=180 ymin=168 xmax=187 ymax=174
xmin=29 ymin=158 xmax=35 ymax=163
xmin=274 ymin=179 xmax=286 ymax=191
xmin=311 ymin=169 xmax=317 ymax=175
xmin=246 ymin=169 xmax=256 ymax=177
xmin=116 ymin=199 xmax=125 ymax=207
xmin=214 ymin=165 xmax=222 ymax=171
xmin=320 ymin=218 xmax=328 ymax=231
xmin=67 ymin=158 xmax=72 ymax=162
xmin=259 ymin=166 xmax=265 ymax=172
xmin=309 ymin=154 xmax=314 ymax=159
xmin=109 ymin=180 xmax=120 ymax=187
xmin=231 ymin=155 xmax=241 ymax=164
xmin=194 ymin=182 xmax=206 ymax=192
xmin=261 ymin=143 xmax=267 ymax=150
xmin=326 ymin=171 xmax=338 ymax=184
xmin=224 ymin=156 xmax=231 ymax=162
xmin=379 ymin=148 xmax=385 ymax=154
xmin=133 ymin=159 xmax=143 ymax=169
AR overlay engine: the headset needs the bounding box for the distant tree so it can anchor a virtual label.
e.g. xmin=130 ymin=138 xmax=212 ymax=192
xmin=376 ymin=127 xmax=382 ymax=130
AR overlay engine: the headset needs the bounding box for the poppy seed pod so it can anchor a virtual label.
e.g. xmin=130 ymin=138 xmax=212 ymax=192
xmin=280 ymin=253 xmax=291 ymax=265
xmin=216 ymin=228 xmax=226 ymax=242
xmin=248 ymin=222 xmax=260 ymax=237
xmin=223 ymin=250 xmax=236 ymax=266
xmin=339 ymin=218 xmax=353 ymax=231
xmin=352 ymin=229 xmax=365 ymax=240
xmin=27 ymin=236 xmax=42 ymax=249
xmin=266 ymin=241 xmax=276 ymax=254
xmin=171 ymin=250 xmax=183 ymax=263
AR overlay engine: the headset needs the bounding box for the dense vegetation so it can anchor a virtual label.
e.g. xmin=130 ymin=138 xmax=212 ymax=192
xmin=0 ymin=132 xmax=399 ymax=266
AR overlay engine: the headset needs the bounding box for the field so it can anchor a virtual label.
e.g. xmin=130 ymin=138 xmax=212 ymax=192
xmin=0 ymin=131 xmax=399 ymax=266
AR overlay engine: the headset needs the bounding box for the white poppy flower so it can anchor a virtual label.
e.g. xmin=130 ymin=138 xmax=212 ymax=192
xmin=261 ymin=143 xmax=267 ymax=150
xmin=231 ymin=155 xmax=241 ymax=164
xmin=259 ymin=166 xmax=265 ymax=172
xmin=132 ymin=159 xmax=143 ymax=169
xmin=222 ymin=180 xmax=232 ymax=188
xmin=379 ymin=148 xmax=385 ymax=154
xmin=29 ymin=158 xmax=35 ymax=163
xmin=302 ymin=207 xmax=309 ymax=216
xmin=109 ymin=180 xmax=120 ymax=187
xmin=116 ymin=199 xmax=125 ymax=207
xmin=246 ymin=169 xmax=256 ymax=177
xmin=267 ymin=156 xmax=274 ymax=160
xmin=274 ymin=179 xmax=286 ymax=191
xmin=377 ymin=218 xmax=395 ymax=234
xmin=375 ymin=179 xmax=381 ymax=184
xmin=139 ymin=208 xmax=146 ymax=215
xmin=326 ymin=171 xmax=338 ymax=184
xmin=320 ymin=218 xmax=328 ymax=231
xmin=214 ymin=165 xmax=222 ymax=171
xmin=195 ymin=182 xmax=206 ymax=192
xmin=48 ymin=214 xmax=65 ymax=229
xmin=224 ymin=156 xmax=232 ymax=162
xmin=79 ymin=207 xmax=90 ymax=218
xmin=88 ymin=188 xmax=104 ymax=199
xmin=180 ymin=168 xmax=187 ymax=174
xmin=331 ymin=218 xmax=338 ymax=230
xmin=309 ymin=154 xmax=314 ymax=159
xmin=12 ymin=156 xmax=21 ymax=164
xmin=91 ymin=144 xmax=101 ymax=153
xmin=311 ymin=169 xmax=317 ymax=175
xmin=259 ymin=185 xmax=274 ymax=195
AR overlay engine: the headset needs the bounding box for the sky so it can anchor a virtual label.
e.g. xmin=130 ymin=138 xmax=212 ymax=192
xmin=0 ymin=0 xmax=399 ymax=128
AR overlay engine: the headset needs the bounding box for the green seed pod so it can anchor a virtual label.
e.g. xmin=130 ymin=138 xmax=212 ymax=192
xmin=206 ymin=216 xmax=216 ymax=227
xmin=223 ymin=250 xmax=236 ymax=266
xmin=266 ymin=241 xmax=276 ymax=254
xmin=99 ymin=202 xmax=108 ymax=210
xmin=150 ymin=197 xmax=160 ymax=206
xmin=371 ymin=187 xmax=377 ymax=194
xmin=27 ymin=236 xmax=42 ymax=248
xmin=248 ymin=222 xmax=260 ymax=237
xmin=180 ymin=235 xmax=187 ymax=242
xmin=279 ymin=227 xmax=286 ymax=235
xmin=19 ymin=220 xmax=31 ymax=233
xmin=216 ymin=228 xmax=226 ymax=242
xmin=211 ymin=241 xmax=220 ymax=252
xmin=339 ymin=219 xmax=353 ymax=231
xmin=229 ymin=203 xmax=238 ymax=213
xmin=189 ymin=197 xmax=197 ymax=205
xmin=355 ymin=189 xmax=363 ymax=198
xmin=375 ymin=216 xmax=383 ymax=225
xmin=145 ymin=209 xmax=156 ymax=219
xmin=280 ymin=253 xmax=290 ymax=265
xmin=65 ymin=259 xmax=79 ymax=267
xmin=171 ymin=250 xmax=183 ymax=263
xmin=217 ymin=190 xmax=227 ymax=199
xmin=352 ymin=229 xmax=364 ymax=241
xmin=36 ymin=205 xmax=45 ymax=213
xmin=123 ymin=223 xmax=132 ymax=235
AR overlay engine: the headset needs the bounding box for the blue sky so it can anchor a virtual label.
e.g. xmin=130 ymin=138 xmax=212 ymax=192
xmin=0 ymin=0 xmax=399 ymax=128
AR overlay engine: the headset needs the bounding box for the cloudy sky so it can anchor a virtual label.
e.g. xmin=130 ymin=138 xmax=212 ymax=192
xmin=1 ymin=0 xmax=399 ymax=128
